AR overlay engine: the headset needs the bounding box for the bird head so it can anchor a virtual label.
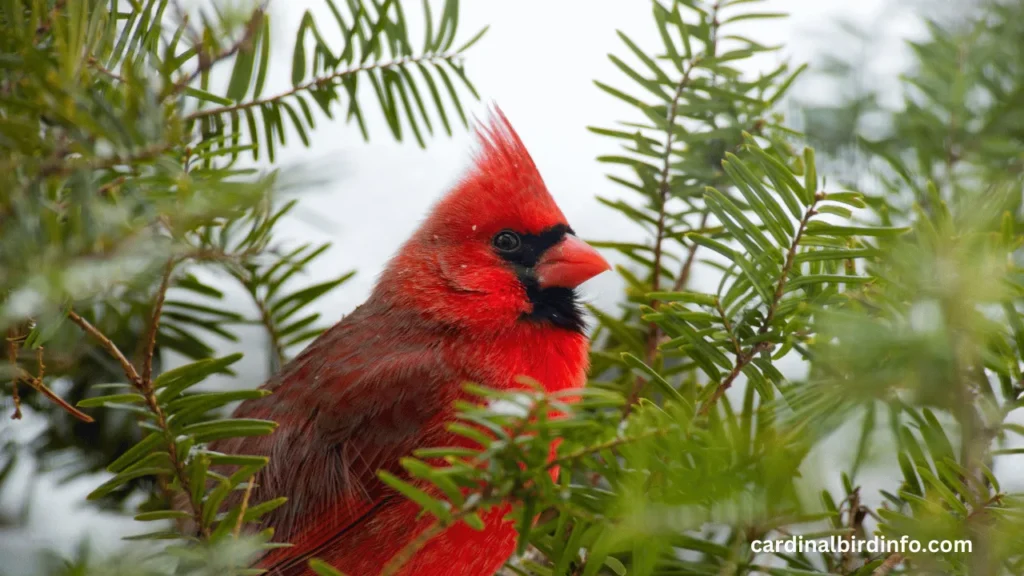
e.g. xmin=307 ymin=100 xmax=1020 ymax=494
xmin=376 ymin=107 xmax=611 ymax=333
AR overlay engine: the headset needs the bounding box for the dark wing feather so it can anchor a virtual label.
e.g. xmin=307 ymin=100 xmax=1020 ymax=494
xmin=208 ymin=304 xmax=461 ymax=573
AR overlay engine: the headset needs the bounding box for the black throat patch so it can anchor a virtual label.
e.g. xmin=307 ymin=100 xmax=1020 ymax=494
xmin=495 ymin=224 xmax=586 ymax=333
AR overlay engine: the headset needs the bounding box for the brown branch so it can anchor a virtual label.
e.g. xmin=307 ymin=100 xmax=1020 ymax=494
xmin=621 ymin=58 xmax=704 ymax=417
xmin=544 ymin=427 xmax=670 ymax=472
xmin=671 ymin=211 xmax=711 ymax=293
xmin=698 ymin=341 xmax=772 ymax=416
xmin=629 ymin=3 xmax=725 ymax=412
xmin=871 ymin=553 xmax=903 ymax=576
xmin=87 ymin=57 xmax=125 ymax=83
xmin=185 ymin=53 xmax=462 ymax=122
xmin=69 ymin=303 xmax=207 ymax=536
xmin=649 ymin=58 xmax=701 ymax=300
xmin=757 ymin=191 xmax=823 ymax=336
xmin=6 ymin=329 xmax=93 ymax=422
xmin=141 ymin=259 xmax=175 ymax=386
xmin=716 ymin=298 xmax=742 ymax=356
xmin=19 ymin=358 xmax=95 ymax=424
xmin=161 ymin=9 xmax=264 ymax=100
xmin=66 ymin=310 xmax=141 ymax=386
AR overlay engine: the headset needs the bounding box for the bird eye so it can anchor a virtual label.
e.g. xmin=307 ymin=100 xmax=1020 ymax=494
xmin=492 ymin=230 xmax=522 ymax=253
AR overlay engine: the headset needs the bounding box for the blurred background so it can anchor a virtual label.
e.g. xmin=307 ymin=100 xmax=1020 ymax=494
xmin=0 ymin=0 xmax=1001 ymax=572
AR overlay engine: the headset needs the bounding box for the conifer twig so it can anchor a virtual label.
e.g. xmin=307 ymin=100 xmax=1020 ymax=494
xmin=67 ymin=310 xmax=141 ymax=385
xmin=141 ymin=259 xmax=176 ymax=386
xmin=872 ymin=553 xmax=903 ymax=576
xmin=185 ymin=53 xmax=462 ymax=121
xmin=697 ymin=192 xmax=823 ymax=416
xmin=69 ymin=305 xmax=208 ymax=537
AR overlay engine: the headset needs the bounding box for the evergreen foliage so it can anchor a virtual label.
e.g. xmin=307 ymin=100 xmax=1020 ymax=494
xmin=0 ymin=0 xmax=482 ymax=571
xmin=3 ymin=0 xmax=1024 ymax=575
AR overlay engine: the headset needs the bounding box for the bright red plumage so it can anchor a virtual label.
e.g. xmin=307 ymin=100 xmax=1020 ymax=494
xmin=208 ymin=108 xmax=610 ymax=576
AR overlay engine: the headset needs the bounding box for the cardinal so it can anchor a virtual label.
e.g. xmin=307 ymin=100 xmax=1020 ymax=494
xmin=209 ymin=108 xmax=610 ymax=576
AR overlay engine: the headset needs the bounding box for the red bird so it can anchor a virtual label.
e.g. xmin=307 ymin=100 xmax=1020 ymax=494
xmin=210 ymin=109 xmax=611 ymax=576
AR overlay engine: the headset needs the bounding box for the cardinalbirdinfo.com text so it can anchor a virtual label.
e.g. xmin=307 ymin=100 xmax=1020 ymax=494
xmin=751 ymin=535 xmax=973 ymax=555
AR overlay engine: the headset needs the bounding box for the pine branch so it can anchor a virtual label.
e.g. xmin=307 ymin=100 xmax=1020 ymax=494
xmin=87 ymin=57 xmax=124 ymax=83
xmin=649 ymin=56 xmax=702 ymax=301
xmin=544 ymin=427 xmax=671 ymax=472
xmin=140 ymin=259 xmax=176 ymax=386
xmin=671 ymin=211 xmax=711 ymax=292
xmin=6 ymin=330 xmax=92 ymax=422
xmin=69 ymin=304 xmax=209 ymax=538
xmin=698 ymin=191 xmax=824 ymax=416
xmin=161 ymin=8 xmax=265 ymax=100
xmin=184 ymin=53 xmax=463 ymax=122
xmin=67 ymin=310 xmax=142 ymax=386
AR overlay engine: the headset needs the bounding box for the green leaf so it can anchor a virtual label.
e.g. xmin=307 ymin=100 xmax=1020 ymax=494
xmin=154 ymin=353 xmax=244 ymax=402
xmin=134 ymin=510 xmax=192 ymax=522
xmin=378 ymin=471 xmax=452 ymax=522
xmin=180 ymin=418 xmax=278 ymax=443
xmin=185 ymin=87 xmax=234 ymax=106
xmin=803 ymin=147 xmax=817 ymax=198
xmin=309 ymin=559 xmax=347 ymax=576
xmin=803 ymin=222 xmax=911 ymax=238
xmin=455 ymin=25 xmax=488 ymax=53
xmin=227 ymin=25 xmax=258 ymax=101
xmin=89 ymin=466 xmax=171 ymax=500
xmin=292 ymin=15 xmax=309 ymax=87
xmin=77 ymin=393 xmax=146 ymax=408
xmin=108 ymin=432 xmax=164 ymax=473
xmin=253 ymin=15 xmax=272 ymax=98
xmin=621 ymin=352 xmax=688 ymax=406
xmin=823 ymin=191 xmax=867 ymax=208
xmin=723 ymin=11 xmax=787 ymax=24
xmin=244 ymin=497 xmax=289 ymax=522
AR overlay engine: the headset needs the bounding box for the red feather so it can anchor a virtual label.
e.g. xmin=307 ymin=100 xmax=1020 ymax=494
xmin=208 ymin=108 xmax=606 ymax=576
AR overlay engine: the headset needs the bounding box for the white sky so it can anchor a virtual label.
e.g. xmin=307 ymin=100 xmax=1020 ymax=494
xmin=1 ymin=0 xmax=930 ymax=571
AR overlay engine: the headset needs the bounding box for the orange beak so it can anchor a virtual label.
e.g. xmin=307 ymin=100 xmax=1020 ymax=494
xmin=535 ymin=235 xmax=612 ymax=289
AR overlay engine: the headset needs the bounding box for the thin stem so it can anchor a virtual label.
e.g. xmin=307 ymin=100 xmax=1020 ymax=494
xmin=671 ymin=211 xmax=711 ymax=293
xmin=67 ymin=310 xmax=141 ymax=385
xmin=69 ymin=301 xmax=208 ymax=537
xmin=698 ymin=192 xmax=823 ymax=416
xmin=141 ymin=259 xmax=176 ymax=386
xmin=871 ymin=553 xmax=903 ymax=576
xmin=716 ymin=298 xmax=743 ymax=356
xmin=649 ymin=58 xmax=701 ymax=300
xmin=623 ymin=58 xmax=703 ymax=416
xmin=161 ymin=9 xmax=264 ymax=100
xmin=544 ymin=427 xmax=671 ymax=472
xmin=698 ymin=342 xmax=772 ymax=416
xmin=185 ymin=53 xmax=462 ymax=122
xmin=758 ymin=192 xmax=823 ymax=337
xmin=88 ymin=57 xmax=125 ymax=83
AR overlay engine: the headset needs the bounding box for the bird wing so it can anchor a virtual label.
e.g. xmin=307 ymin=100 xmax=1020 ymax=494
xmin=208 ymin=306 xmax=463 ymax=575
